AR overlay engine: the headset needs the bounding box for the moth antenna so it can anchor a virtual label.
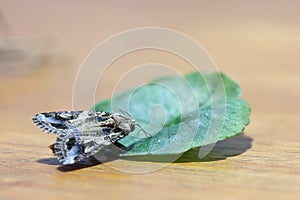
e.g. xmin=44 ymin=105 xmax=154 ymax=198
xmin=136 ymin=124 xmax=152 ymax=138
xmin=118 ymin=109 xmax=131 ymax=117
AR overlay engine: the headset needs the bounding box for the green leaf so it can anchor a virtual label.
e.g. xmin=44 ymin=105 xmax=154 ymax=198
xmin=93 ymin=72 xmax=250 ymax=157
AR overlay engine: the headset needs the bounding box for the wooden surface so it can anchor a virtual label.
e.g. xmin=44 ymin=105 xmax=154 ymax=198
xmin=1 ymin=1 xmax=300 ymax=200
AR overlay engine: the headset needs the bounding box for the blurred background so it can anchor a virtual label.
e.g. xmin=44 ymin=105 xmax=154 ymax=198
xmin=0 ymin=0 xmax=300 ymax=104
xmin=1 ymin=0 xmax=299 ymax=138
xmin=0 ymin=0 xmax=299 ymax=140
xmin=1 ymin=1 xmax=300 ymax=199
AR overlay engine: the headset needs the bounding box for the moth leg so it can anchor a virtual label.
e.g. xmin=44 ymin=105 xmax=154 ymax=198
xmin=136 ymin=124 xmax=152 ymax=138
xmin=104 ymin=135 xmax=114 ymax=143
xmin=48 ymin=143 xmax=56 ymax=155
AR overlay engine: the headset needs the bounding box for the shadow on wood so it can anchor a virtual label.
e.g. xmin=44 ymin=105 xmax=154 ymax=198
xmin=37 ymin=152 xmax=118 ymax=172
xmin=122 ymin=133 xmax=252 ymax=163
xmin=176 ymin=133 xmax=252 ymax=163
xmin=37 ymin=157 xmax=102 ymax=171
xmin=37 ymin=133 xmax=252 ymax=171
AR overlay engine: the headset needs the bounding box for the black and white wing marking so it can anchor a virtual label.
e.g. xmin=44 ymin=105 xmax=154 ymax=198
xmin=33 ymin=111 xmax=123 ymax=165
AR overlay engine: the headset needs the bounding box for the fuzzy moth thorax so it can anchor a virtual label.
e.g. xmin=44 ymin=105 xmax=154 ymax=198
xmin=112 ymin=113 xmax=136 ymax=134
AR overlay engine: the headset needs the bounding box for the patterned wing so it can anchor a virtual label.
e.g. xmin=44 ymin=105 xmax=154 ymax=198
xmin=48 ymin=133 xmax=105 ymax=165
xmin=32 ymin=111 xmax=83 ymax=136
xmin=51 ymin=128 xmax=116 ymax=165
xmin=33 ymin=110 xmax=126 ymax=165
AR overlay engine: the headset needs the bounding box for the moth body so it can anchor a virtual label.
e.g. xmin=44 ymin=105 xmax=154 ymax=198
xmin=32 ymin=111 xmax=136 ymax=165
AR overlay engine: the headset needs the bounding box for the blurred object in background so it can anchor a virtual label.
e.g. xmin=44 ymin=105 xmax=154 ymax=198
xmin=0 ymin=36 xmax=52 ymax=77
xmin=0 ymin=6 xmax=61 ymax=77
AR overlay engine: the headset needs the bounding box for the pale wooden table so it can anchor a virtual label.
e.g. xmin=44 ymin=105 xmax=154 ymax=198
xmin=1 ymin=1 xmax=300 ymax=199
xmin=0 ymin=62 xmax=299 ymax=200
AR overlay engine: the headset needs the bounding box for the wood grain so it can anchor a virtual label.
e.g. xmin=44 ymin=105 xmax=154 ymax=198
xmin=1 ymin=63 xmax=299 ymax=200
xmin=1 ymin=1 xmax=300 ymax=200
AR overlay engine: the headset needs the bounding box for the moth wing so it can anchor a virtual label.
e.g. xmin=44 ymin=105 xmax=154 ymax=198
xmin=32 ymin=111 xmax=83 ymax=135
xmin=33 ymin=110 xmax=117 ymax=165
xmin=32 ymin=111 xmax=112 ymax=135
xmin=51 ymin=130 xmax=112 ymax=165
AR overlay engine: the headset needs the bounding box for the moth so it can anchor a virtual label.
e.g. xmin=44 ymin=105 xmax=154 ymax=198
xmin=32 ymin=110 xmax=149 ymax=165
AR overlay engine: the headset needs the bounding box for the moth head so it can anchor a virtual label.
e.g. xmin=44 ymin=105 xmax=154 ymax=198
xmin=112 ymin=113 xmax=136 ymax=134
